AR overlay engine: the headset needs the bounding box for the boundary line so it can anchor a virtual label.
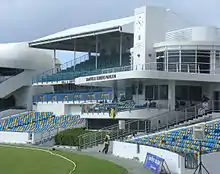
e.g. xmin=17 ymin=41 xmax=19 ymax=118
xmin=0 ymin=144 xmax=76 ymax=174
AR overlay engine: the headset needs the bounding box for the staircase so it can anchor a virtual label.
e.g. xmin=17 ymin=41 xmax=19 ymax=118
xmin=78 ymin=101 xmax=214 ymax=150
xmin=0 ymin=71 xmax=31 ymax=98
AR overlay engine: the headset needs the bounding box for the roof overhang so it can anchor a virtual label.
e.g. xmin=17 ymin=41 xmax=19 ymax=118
xmin=29 ymin=16 xmax=134 ymax=51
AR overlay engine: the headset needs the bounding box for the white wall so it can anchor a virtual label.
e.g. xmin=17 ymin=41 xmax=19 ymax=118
xmin=36 ymin=103 xmax=82 ymax=115
xmin=65 ymin=104 xmax=82 ymax=114
xmin=0 ymin=131 xmax=31 ymax=144
xmin=36 ymin=103 xmax=65 ymax=115
xmin=113 ymin=141 xmax=220 ymax=174
xmin=113 ymin=141 xmax=181 ymax=174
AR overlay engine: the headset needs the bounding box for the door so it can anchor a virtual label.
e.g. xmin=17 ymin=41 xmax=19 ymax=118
xmin=214 ymin=91 xmax=220 ymax=112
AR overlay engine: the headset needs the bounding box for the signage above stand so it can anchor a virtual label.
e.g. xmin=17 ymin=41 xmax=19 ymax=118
xmin=86 ymin=74 xmax=116 ymax=82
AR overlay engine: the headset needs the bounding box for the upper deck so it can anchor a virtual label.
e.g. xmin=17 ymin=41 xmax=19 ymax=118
xmin=30 ymin=6 xmax=220 ymax=87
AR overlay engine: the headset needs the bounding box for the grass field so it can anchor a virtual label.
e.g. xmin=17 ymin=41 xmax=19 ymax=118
xmin=0 ymin=146 xmax=127 ymax=174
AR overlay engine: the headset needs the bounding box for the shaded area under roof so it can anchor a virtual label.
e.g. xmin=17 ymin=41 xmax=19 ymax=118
xmin=29 ymin=16 xmax=134 ymax=51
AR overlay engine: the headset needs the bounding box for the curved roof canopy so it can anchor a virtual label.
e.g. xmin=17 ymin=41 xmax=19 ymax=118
xmin=29 ymin=16 xmax=134 ymax=51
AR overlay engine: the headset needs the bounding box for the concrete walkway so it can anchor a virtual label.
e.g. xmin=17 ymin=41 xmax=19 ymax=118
xmin=56 ymin=147 xmax=151 ymax=174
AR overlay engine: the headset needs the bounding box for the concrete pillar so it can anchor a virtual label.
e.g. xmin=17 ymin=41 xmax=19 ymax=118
xmin=118 ymin=120 xmax=125 ymax=129
xmin=112 ymin=83 xmax=118 ymax=101
xmin=168 ymin=81 xmax=176 ymax=110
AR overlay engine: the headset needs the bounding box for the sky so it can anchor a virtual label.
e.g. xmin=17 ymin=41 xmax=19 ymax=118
xmin=0 ymin=0 xmax=220 ymax=63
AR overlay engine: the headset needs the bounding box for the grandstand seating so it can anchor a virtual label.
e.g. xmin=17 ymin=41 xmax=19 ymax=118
xmin=0 ymin=112 xmax=84 ymax=132
xmin=33 ymin=54 xmax=131 ymax=83
xmin=127 ymin=120 xmax=220 ymax=156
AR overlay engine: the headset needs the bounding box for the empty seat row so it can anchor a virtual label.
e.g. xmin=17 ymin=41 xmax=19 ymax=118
xmin=127 ymin=120 xmax=220 ymax=156
xmin=0 ymin=112 xmax=85 ymax=133
xmin=0 ymin=112 xmax=53 ymax=130
xmin=34 ymin=54 xmax=130 ymax=83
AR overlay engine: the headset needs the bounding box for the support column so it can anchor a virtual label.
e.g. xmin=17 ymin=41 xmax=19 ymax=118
xmin=195 ymin=49 xmax=198 ymax=73
xmin=168 ymin=81 xmax=176 ymax=110
xmin=118 ymin=120 xmax=125 ymax=130
xmin=119 ymin=32 xmax=123 ymax=66
xmin=53 ymin=50 xmax=57 ymax=73
xmin=95 ymin=35 xmax=98 ymax=69
xmin=179 ymin=47 xmax=181 ymax=72
xmin=165 ymin=47 xmax=168 ymax=72
xmin=73 ymin=40 xmax=76 ymax=70
xmin=210 ymin=46 xmax=215 ymax=74
xmin=112 ymin=82 xmax=118 ymax=102
xmin=53 ymin=49 xmax=56 ymax=67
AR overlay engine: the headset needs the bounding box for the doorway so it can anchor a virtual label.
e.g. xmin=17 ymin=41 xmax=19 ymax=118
xmin=214 ymin=91 xmax=220 ymax=112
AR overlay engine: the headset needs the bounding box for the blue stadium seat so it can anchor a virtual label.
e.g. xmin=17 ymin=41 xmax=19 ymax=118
xmin=0 ymin=112 xmax=85 ymax=133
xmin=127 ymin=120 xmax=220 ymax=156
xmin=34 ymin=54 xmax=131 ymax=83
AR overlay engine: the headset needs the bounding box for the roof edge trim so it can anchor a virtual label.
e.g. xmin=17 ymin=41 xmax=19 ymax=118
xmin=29 ymin=27 xmax=121 ymax=47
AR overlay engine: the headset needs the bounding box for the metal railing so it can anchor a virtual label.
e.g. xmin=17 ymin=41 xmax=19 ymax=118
xmin=33 ymin=54 xmax=88 ymax=83
xmin=78 ymin=100 xmax=218 ymax=150
xmin=81 ymin=100 xmax=167 ymax=115
xmin=33 ymin=123 xmax=86 ymax=145
xmin=33 ymin=61 xmax=217 ymax=84
xmin=33 ymin=91 xmax=113 ymax=103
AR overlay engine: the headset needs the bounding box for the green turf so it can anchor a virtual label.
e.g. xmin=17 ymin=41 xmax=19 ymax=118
xmin=0 ymin=146 xmax=127 ymax=174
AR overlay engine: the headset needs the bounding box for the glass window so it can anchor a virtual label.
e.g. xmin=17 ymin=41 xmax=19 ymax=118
xmin=156 ymin=52 xmax=164 ymax=57
xmin=156 ymin=52 xmax=165 ymax=71
xmin=181 ymin=50 xmax=196 ymax=72
xmin=189 ymin=86 xmax=202 ymax=101
xmin=197 ymin=50 xmax=210 ymax=74
xmin=125 ymin=87 xmax=133 ymax=100
xmin=168 ymin=50 xmax=179 ymax=72
xmin=157 ymin=57 xmax=164 ymax=71
xmin=145 ymin=85 xmax=167 ymax=100
xmin=175 ymin=86 xmax=188 ymax=101
xmin=132 ymin=85 xmax=136 ymax=95
xmin=154 ymin=86 xmax=158 ymax=100
xmin=159 ymin=85 xmax=168 ymax=100
xmin=216 ymin=51 xmax=220 ymax=67
xmin=138 ymin=83 xmax=143 ymax=95
xmin=145 ymin=86 xmax=154 ymax=100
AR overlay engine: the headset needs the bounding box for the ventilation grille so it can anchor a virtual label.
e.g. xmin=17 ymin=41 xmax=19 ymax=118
xmin=165 ymin=28 xmax=193 ymax=41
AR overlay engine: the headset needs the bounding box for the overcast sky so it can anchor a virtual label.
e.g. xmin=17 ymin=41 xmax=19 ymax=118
xmin=0 ymin=0 xmax=219 ymax=43
xmin=0 ymin=0 xmax=219 ymax=63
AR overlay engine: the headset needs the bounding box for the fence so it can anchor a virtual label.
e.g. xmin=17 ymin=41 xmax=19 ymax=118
xmin=33 ymin=121 xmax=86 ymax=145
xmin=78 ymin=100 xmax=218 ymax=150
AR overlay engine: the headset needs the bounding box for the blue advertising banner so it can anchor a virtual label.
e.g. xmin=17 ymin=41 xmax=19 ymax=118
xmin=144 ymin=153 xmax=164 ymax=174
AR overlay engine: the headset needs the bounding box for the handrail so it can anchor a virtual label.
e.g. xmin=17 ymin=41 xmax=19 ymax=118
xmin=33 ymin=54 xmax=88 ymax=79
xmin=78 ymin=100 xmax=217 ymax=150
xmin=33 ymin=61 xmax=217 ymax=84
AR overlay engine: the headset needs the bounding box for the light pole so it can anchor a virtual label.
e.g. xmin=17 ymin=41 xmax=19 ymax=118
xmin=193 ymin=124 xmax=210 ymax=174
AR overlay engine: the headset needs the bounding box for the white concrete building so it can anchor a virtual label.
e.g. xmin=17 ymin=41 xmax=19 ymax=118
xmin=29 ymin=6 xmax=220 ymax=129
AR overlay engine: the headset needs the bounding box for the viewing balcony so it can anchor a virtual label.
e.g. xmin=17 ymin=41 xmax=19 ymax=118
xmin=33 ymin=61 xmax=216 ymax=85
xmin=80 ymin=100 xmax=169 ymax=119
xmin=33 ymin=91 xmax=113 ymax=103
